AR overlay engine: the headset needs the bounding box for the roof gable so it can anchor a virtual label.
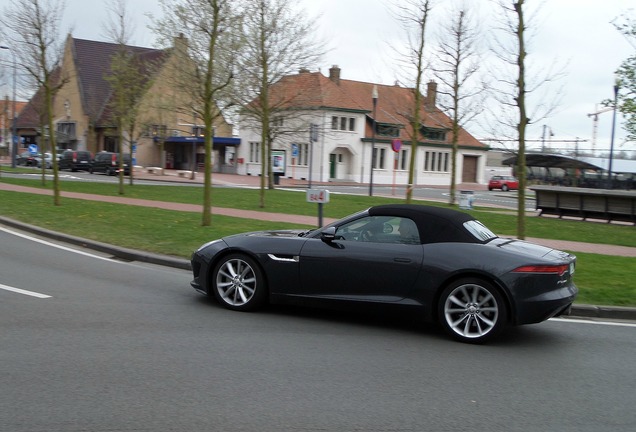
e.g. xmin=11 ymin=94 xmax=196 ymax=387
xmin=71 ymin=38 xmax=167 ymax=125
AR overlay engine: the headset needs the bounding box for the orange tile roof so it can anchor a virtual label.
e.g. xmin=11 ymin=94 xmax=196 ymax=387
xmin=267 ymin=69 xmax=485 ymax=148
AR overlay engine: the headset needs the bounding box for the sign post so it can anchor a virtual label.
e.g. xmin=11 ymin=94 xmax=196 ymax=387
xmin=306 ymin=188 xmax=330 ymax=227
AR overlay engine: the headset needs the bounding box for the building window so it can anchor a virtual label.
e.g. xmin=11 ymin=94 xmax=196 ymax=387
xmin=147 ymin=124 xmax=168 ymax=139
xmin=332 ymin=116 xmax=357 ymax=131
xmin=192 ymin=126 xmax=204 ymax=137
xmin=249 ymin=142 xmax=260 ymax=163
xmin=298 ymin=143 xmax=309 ymax=166
xmin=421 ymin=126 xmax=447 ymax=141
xmin=373 ymin=147 xmax=386 ymax=169
xmin=104 ymin=136 xmax=119 ymax=153
xmin=376 ymin=123 xmax=400 ymax=138
xmin=424 ymin=151 xmax=450 ymax=172
xmin=398 ymin=149 xmax=409 ymax=170
xmin=56 ymin=122 xmax=76 ymax=142
xmin=272 ymin=117 xmax=284 ymax=129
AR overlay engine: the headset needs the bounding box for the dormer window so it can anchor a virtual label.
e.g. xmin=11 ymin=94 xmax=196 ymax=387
xmin=376 ymin=123 xmax=400 ymax=138
xmin=421 ymin=126 xmax=447 ymax=141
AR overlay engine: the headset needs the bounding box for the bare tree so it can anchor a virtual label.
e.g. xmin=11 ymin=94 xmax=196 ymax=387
xmin=103 ymin=0 xmax=155 ymax=194
xmin=152 ymin=0 xmax=240 ymax=226
xmin=612 ymin=11 xmax=636 ymax=142
xmin=236 ymin=0 xmax=324 ymax=208
xmin=391 ymin=0 xmax=432 ymax=203
xmin=489 ymin=0 xmax=563 ymax=239
xmin=432 ymin=3 xmax=487 ymax=206
xmin=0 ymin=0 xmax=68 ymax=205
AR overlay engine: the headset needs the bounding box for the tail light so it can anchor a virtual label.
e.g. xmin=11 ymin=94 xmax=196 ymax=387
xmin=72 ymin=152 xmax=78 ymax=162
xmin=512 ymin=265 xmax=569 ymax=276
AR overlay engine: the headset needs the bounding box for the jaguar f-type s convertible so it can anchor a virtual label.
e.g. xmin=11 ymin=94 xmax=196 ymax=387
xmin=191 ymin=204 xmax=577 ymax=343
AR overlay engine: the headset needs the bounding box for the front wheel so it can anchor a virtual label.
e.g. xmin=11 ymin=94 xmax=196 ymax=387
xmin=501 ymin=184 xmax=509 ymax=191
xmin=212 ymin=254 xmax=267 ymax=311
xmin=438 ymin=278 xmax=507 ymax=344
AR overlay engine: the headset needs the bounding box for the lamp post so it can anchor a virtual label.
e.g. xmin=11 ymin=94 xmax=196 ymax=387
xmin=369 ymin=85 xmax=378 ymax=196
xmin=0 ymin=45 xmax=17 ymax=168
xmin=607 ymin=76 xmax=620 ymax=189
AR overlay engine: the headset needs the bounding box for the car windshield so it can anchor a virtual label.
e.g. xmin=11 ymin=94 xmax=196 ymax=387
xmin=463 ymin=220 xmax=497 ymax=242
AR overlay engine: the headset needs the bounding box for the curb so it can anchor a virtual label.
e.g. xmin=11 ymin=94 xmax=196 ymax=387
xmin=0 ymin=216 xmax=190 ymax=270
xmin=3 ymin=216 xmax=635 ymax=323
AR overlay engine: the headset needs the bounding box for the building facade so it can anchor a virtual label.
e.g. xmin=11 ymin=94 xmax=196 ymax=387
xmin=14 ymin=34 xmax=235 ymax=171
xmin=237 ymin=66 xmax=488 ymax=186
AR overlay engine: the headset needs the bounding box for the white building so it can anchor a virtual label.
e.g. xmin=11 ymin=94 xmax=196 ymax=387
xmin=236 ymin=66 xmax=488 ymax=186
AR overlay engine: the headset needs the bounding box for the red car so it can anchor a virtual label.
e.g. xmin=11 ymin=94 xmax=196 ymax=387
xmin=488 ymin=175 xmax=519 ymax=191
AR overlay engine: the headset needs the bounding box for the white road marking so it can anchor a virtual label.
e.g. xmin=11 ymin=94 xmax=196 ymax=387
xmin=551 ymin=317 xmax=636 ymax=328
xmin=0 ymin=283 xmax=51 ymax=298
xmin=0 ymin=226 xmax=117 ymax=263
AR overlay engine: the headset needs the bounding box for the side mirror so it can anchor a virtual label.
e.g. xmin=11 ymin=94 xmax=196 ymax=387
xmin=320 ymin=226 xmax=337 ymax=243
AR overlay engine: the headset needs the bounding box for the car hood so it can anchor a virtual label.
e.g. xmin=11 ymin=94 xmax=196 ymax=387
xmin=490 ymin=237 xmax=573 ymax=261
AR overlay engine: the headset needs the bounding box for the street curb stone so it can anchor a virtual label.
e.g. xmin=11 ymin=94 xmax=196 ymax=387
xmin=0 ymin=216 xmax=190 ymax=270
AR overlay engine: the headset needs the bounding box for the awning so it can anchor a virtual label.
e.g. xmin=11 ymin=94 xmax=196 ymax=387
xmin=165 ymin=136 xmax=241 ymax=146
xmin=502 ymin=153 xmax=603 ymax=171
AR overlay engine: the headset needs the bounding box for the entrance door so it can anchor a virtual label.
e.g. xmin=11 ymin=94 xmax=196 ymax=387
xmin=462 ymin=155 xmax=478 ymax=183
xmin=329 ymin=154 xmax=337 ymax=179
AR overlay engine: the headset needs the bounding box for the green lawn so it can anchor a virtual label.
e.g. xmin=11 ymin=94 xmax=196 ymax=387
xmin=1 ymin=174 xmax=634 ymax=307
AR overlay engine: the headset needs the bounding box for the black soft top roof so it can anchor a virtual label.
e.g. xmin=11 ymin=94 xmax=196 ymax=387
xmin=369 ymin=204 xmax=480 ymax=244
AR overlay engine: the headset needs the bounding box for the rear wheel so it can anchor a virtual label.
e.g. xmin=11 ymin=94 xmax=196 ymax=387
xmin=438 ymin=278 xmax=507 ymax=344
xmin=212 ymin=254 xmax=267 ymax=311
xmin=501 ymin=184 xmax=509 ymax=191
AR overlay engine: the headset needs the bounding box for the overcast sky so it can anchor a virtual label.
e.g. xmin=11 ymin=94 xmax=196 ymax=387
xmin=32 ymin=0 xmax=636 ymax=156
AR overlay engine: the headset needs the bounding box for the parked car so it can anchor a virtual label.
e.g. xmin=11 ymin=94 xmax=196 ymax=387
xmin=190 ymin=204 xmax=578 ymax=344
xmin=17 ymin=151 xmax=38 ymax=166
xmin=58 ymin=150 xmax=92 ymax=172
xmin=35 ymin=152 xmax=52 ymax=169
xmin=488 ymin=175 xmax=519 ymax=191
xmin=89 ymin=151 xmax=131 ymax=176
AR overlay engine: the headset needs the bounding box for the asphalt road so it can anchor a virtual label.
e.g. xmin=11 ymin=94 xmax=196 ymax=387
xmin=1 ymin=227 xmax=635 ymax=432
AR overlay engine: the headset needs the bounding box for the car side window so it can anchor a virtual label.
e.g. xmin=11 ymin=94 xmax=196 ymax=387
xmin=335 ymin=216 xmax=420 ymax=244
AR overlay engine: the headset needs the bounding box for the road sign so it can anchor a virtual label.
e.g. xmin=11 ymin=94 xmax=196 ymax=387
xmin=391 ymin=139 xmax=402 ymax=153
xmin=306 ymin=189 xmax=330 ymax=203
xmin=292 ymin=143 xmax=298 ymax=158
xmin=28 ymin=144 xmax=39 ymax=155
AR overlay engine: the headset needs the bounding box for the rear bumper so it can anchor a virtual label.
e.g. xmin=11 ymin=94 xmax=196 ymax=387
xmin=513 ymin=284 xmax=578 ymax=325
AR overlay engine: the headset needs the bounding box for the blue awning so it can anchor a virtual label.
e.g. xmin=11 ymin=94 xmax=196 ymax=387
xmin=165 ymin=136 xmax=241 ymax=146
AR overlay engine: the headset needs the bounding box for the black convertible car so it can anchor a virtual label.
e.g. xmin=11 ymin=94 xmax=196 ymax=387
xmin=191 ymin=204 xmax=577 ymax=343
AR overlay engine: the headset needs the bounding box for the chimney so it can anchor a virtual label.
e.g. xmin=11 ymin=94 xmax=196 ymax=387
xmin=299 ymin=67 xmax=310 ymax=74
xmin=329 ymin=65 xmax=341 ymax=85
xmin=425 ymin=80 xmax=437 ymax=110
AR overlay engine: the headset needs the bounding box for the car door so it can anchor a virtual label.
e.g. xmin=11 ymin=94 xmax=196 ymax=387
xmin=298 ymin=216 xmax=423 ymax=302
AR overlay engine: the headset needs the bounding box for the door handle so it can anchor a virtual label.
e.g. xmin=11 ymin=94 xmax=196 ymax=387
xmin=393 ymin=258 xmax=411 ymax=263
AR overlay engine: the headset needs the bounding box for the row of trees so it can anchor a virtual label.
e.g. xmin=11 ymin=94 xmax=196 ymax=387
xmin=5 ymin=0 xmax=628 ymax=239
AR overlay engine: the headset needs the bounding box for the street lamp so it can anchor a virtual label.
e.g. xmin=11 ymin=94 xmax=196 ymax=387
xmin=607 ymin=76 xmax=620 ymax=189
xmin=369 ymin=85 xmax=378 ymax=196
xmin=0 ymin=45 xmax=17 ymax=168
